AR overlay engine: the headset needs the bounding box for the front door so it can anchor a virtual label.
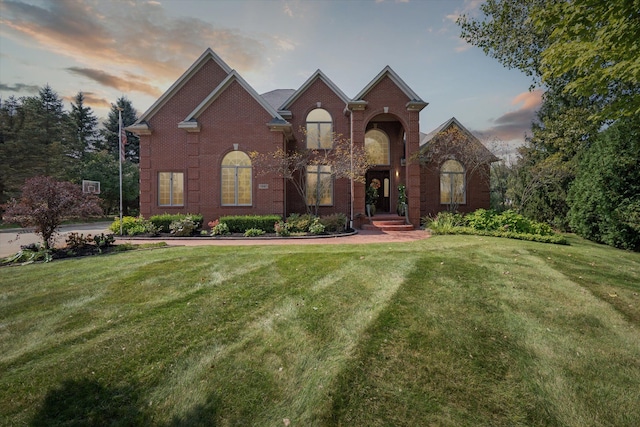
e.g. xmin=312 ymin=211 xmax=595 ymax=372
xmin=366 ymin=170 xmax=390 ymax=213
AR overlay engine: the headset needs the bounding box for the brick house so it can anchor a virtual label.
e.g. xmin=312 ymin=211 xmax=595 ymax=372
xmin=127 ymin=48 xmax=496 ymax=228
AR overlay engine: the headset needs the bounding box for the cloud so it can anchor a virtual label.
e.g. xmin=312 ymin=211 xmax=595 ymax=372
xmin=445 ymin=0 xmax=483 ymax=23
xmin=79 ymin=92 xmax=111 ymax=109
xmin=0 ymin=82 xmax=40 ymax=93
xmin=272 ymin=36 xmax=297 ymax=52
xmin=283 ymin=3 xmax=294 ymax=18
xmin=479 ymin=90 xmax=543 ymax=142
xmin=454 ymin=39 xmax=472 ymax=53
xmin=0 ymin=0 xmax=268 ymax=91
xmin=63 ymin=92 xmax=111 ymax=109
xmin=66 ymin=67 xmax=163 ymax=97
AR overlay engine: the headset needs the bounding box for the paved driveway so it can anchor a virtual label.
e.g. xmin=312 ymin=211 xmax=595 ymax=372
xmin=0 ymin=222 xmax=112 ymax=258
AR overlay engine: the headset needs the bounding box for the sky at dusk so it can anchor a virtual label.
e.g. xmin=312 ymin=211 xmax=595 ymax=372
xmin=0 ymin=0 xmax=542 ymax=158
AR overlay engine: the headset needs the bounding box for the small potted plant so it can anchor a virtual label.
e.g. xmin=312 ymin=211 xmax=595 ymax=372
xmin=396 ymin=184 xmax=407 ymax=216
xmin=366 ymin=178 xmax=381 ymax=217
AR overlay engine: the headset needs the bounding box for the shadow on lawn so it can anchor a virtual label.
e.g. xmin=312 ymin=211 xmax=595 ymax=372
xmin=29 ymin=378 xmax=221 ymax=426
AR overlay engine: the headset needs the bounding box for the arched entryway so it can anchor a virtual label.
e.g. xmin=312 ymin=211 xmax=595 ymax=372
xmin=364 ymin=115 xmax=406 ymax=215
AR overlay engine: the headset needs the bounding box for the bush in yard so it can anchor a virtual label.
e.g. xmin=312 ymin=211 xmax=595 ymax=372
xmin=319 ymin=213 xmax=348 ymax=232
xmin=93 ymin=233 xmax=115 ymax=248
xmin=65 ymin=233 xmax=95 ymax=250
xmin=308 ymin=218 xmax=326 ymax=235
xmin=274 ymin=220 xmax=291 ymax=237
xmin=220 ymin=215 xmax=280 ymax=233
xmin=422 ymin=212 xmax=465 ymax=233
xmin=169 ymin=215 xmax=197 ymax=236
xmin=243 ymin=228 xmax=265 ymax=237
xmin=150 ymin=213 xmax=203 ymax=233
xmin=423 ymin=209 xmax=565 ymax=244
xmin=109 ymin=216 xmax=158 ymax=236
xmin=464 ymin=209 xmax=554 ymax=236
xmin=2 ymin=176 xmax=103 ymax=249
xmin=286 ymin=213 xmax=315 ymax=233
xmin=209 ymin=220 xmax=230 ymax=236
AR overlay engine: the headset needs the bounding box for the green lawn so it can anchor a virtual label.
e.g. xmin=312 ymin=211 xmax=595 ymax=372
xmin=1 ymin=235 xmax=639 ymax=426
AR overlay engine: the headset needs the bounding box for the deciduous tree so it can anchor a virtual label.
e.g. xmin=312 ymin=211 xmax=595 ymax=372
xmin=416 ymin=126 xmax=497 ymax=212
xmin=251 ymin=130 xmax=370 ymax=216
xmin=537 ymin=0 xmax=640 ymax=120
xmin=3 ymin=176 xmax=103 ymax=249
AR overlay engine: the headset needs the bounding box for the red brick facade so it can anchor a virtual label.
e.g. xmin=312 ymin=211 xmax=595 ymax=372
xmin=128 ymin=49 xmax=495 ymax=228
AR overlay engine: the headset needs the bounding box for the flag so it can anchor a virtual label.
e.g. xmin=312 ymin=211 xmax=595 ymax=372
xmin=119 ymin=113 xmax=127 ymax=162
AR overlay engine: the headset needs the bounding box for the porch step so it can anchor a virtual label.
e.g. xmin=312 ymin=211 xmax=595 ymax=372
xmin=362 ymin=215 xmax=414 ymax=232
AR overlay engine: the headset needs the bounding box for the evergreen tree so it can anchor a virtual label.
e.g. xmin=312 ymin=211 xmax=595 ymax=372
xmin=0 ymin=86 xmax=74 ymax=203
xmin=0 ymin=96 xmax=22 ymax=203
xmin=69 ymin=92 xmax=100 ymax=160
xmin=101 ymin=97 xmax=140 ymax=163
xmin=568 ymin=118 xmax=640 ymax=251
xmin=78 ymin=151 xmax=139 ymax=215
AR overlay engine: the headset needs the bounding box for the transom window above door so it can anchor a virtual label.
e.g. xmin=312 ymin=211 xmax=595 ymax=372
xmin=365 ymin=128 xmax=390 ymax=165
xmin=306 ymin=108 xmax=333 ymax=149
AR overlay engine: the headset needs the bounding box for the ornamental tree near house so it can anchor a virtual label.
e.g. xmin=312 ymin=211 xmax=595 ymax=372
xmin=250 ymin=130 xmax=371 ymax=216
xmin=416 ymin=126 xmax=497 ymax=212
xmin=3 ymin=176 xmax=103 ymax=249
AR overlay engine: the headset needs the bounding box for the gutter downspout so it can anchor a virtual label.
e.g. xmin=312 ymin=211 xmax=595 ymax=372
xmin=349 ymin=108 xmax=354 ymax=230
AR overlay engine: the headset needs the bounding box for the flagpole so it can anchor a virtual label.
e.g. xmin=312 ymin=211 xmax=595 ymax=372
xmin=118 ymin=107 xmax=123 ymax=236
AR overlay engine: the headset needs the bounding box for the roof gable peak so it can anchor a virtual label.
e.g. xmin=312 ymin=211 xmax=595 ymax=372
xmin=180 ymin=70 xmax=286 ymax=125
xmin=354 ymin=65 xmax=425 ymax=104
xmin=280 ymin=69 xmax=350 ymax=110
xmin=135 ymin=48 xmax=233 ymax=124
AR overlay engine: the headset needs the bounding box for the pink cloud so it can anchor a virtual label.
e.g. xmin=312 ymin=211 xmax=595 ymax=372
xmin=477 ymin=89 xmax=543 ymax=142
xmin=0 ymin=0 xmax=268 ymax=96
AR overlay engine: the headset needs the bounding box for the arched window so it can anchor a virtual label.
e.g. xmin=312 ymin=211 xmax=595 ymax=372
xmin=365 ymin=129 xmax=390 ymax=165
xmin=440 ymin=159 xmax=465 ymax=205
xmin=306 ymin=108 xmax=333 ymax=149
xmin=221 ymin=151 xmax=252 ymax=206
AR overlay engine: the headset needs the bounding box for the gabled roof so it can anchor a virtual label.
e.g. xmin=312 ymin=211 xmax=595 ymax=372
xmin=135 ymin=48 xmax=233 ymax=124
xmin=420 ymin=117 xmax=474 ymax=146
xmin=354 ymin=66 xmax=427 ymax=108
xmin=261 ymin=89 xmax=296 ymax=110
xmin=178 ymin=70 xmax=289 ymax=129
xmin=279 ymin=69 xmax=350 ymax=112
xmin=420 ymin=117 xmax=499 ymax=162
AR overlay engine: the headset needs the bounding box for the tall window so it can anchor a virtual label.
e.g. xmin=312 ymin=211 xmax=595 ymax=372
xmin=306 ymin=108 xmax=333 ymax=149
xmin=221 ymin=151 xmax=252 ymax=206
xmin=306 ymin=165 xmax=333 ymax=206
xmin=365 ymin=129 xmax=390 ymax=165
xmin=159 ymin=172 xmax=184 ymax=206
xmin=440 ymin=160 xmax=465 ymax=205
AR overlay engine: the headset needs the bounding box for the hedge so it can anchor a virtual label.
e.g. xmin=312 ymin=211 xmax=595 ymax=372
xmin=219 ymin=215 xmax=281 ymax=233
xmin=149 ymin=213 xmax=203 ymax=233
